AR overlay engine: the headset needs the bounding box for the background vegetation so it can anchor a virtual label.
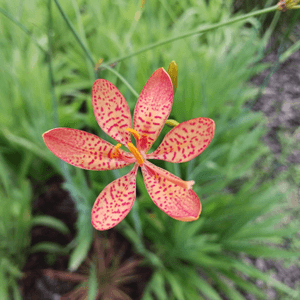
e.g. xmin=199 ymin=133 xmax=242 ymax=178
xmin=0 ymin=0 xmax=299 ymax=299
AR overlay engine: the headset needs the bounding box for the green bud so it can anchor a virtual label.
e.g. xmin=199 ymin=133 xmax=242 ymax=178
xmin=167 ymin=60 xmax=178 ymax=94
xmin=165 ymin=119 xmax=179 ymax=127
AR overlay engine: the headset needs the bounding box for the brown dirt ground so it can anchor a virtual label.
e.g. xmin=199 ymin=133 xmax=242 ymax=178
xmin=243 ymin=37 xmax=300 ymax=299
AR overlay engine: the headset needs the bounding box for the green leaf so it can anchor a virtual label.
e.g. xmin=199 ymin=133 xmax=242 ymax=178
xmin=206 ymin=270 xmax=245 ymax=300
xmin=232 ymin=259 xmax=299 ymax=298
xmin=150 ymin=272 xmax=168 ymax=300
xmin=12 ymin=284 xmax=23 ymax=300
xmin=130 ymin=200 xmax=143 ymax=240
xmin=118 ymin=220 xmax=146 ymax=255
xmin=280 ymin=39 xmax=300 ymax=63
xmin=231 ymin=213 xmax=287 ymax=240
xmin=220 ymin=270 xmax=266 ymax=299
xmin=30 ymin=242 xmax=68 ymax=255
xmin=31 ymin=215 xmax=70 ymax=236
xmin=0 ymin=268 xmax=9 ymax=300
xmin=87 ymin=263 xmax=98 ymax=300
xmin=188 ymin=272 xmax=222 ymax=300
xmin=219 ymin=184 xmax=284 ymax=240
xmin=179 ymin=251 xmax=231 ymax=270
xmin=68 ymin=223 xmax=93 ymax=272
xmin=164 ymin=270 xmax=185 ymax=300
xmin=1 ymin=258 xmax=23 ymax=278
xmin=2 ymin=129 xmax=50 ymax=163
xmin=223 ymin=242 xmax=299 ymax=259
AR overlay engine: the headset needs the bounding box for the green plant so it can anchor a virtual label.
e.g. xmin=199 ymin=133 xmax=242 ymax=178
xmin=1 ymin=0 xmax=300 ymax=299
xmin=131 ymin=179 xmax=298 ymax=299
xmin=0 ymin=154 xmax=32 ymax=300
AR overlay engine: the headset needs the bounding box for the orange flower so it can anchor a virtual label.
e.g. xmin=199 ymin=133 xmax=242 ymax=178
xmin=43 ymin=68 xmax=215 ymax=230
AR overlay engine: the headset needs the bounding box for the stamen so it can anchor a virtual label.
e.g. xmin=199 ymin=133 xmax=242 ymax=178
xmin=127 ymin=142 xmax=143 ymax=165
xmin=126 ymin=128 xmax=140 ymax=140
xmin=110 ymin=143 xmax=122 ymax=158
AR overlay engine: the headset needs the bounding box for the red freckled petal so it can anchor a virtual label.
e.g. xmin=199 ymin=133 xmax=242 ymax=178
xmin=133 ymin=68 xmax=173 ymax=152
xmin=91 ymin=164 xmax=138 ymax=230
xmin=43 ymin=128 xmax=135 ymax=170
xmin=141 ymin=161 xmax=201 ymax=221
xmin=147 ymin=117 xmax=215 ymax=163
xmin=93 ymin=79 xmax=132 ymax=146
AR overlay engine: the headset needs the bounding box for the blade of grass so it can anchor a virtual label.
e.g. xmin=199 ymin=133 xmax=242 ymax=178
xmin=0 ymin=7 xmax=47 ymax=53
xmin=205 ymin=270 xmax=245 ymax=300
xmin=53 ymin=0 xmax=94 ymax=65
xmin=31 ymin=215 xmax=70 ymax=236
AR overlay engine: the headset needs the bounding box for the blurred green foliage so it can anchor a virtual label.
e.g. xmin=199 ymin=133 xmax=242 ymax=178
xmin=0 ymin=0 xmax=299 ymax=299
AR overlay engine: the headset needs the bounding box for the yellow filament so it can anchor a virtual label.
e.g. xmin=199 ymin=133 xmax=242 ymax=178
xmin=126 ymin=128 xmax=140 ymax=140
xmin=127 ymin=142 xmax=143 ymax=165
xmin=110 ymin=143 xmax=122 ymax=158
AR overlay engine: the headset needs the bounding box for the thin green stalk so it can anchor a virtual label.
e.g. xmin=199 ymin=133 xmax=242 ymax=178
xmin=53 ymin=0 xmax=95 ymax=65
xmin=53 ymin=0 xmax=139 ymax=98
xmin=102 ymin=65 xmax=139 ymax=99
xmin=262 ymin=11 xmax=281 ymax=49
xmin=253 ymin=41 xmax=285 ymax=107
xmin=70 ymin=0 xmax=96 ymax=81
xmin=47 ymin=0 xmax=79 ymax=188
xmin=101 ymin=5 xmax=277 ymax=69
xmin=48 ymin=0 xmax=58 ymax=128
xmin=0 ymin=7 xmax=47 ymax=53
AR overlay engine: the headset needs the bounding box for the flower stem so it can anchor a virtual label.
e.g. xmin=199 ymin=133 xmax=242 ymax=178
xmin=48 ymin=0 xmax=79 ymax=189
xmin=53 ymin=0 xmax=95 ymax=65
xmin=102 ymin=65 xmax=139 ymax=98
xmin=101 ymin=5 xmax=277 ymax=68
xmin=53 ymin=0 xmax=139 ymax=99
xmin=48 ymin=0 xmax=59 ymax=128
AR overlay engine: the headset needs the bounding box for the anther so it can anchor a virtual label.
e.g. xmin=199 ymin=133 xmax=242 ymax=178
xmin=127 ymin=142 xmax=143 ymax=165
xmin=126 ymin=128 xmax=140 ymax=140
xmin=110 ymin=143 xmax=122 ymax=158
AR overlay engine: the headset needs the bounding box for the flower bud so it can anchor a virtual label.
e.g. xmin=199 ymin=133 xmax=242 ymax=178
xmin=94 ymin=58 xmax=103 ymax=71
xmin=167 ymin=60 xmax=178 ymax=94
xmin=165 ymin=119 xmax=179 ymax=127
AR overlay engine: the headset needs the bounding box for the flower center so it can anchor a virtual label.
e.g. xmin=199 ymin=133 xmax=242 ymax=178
xmin=109 ymin=128 xmax=144 ymax=164
xmin=125 ymin=128 xmax=144 ymax=165
xmin=127 ymin=142 xmax=143 ymax=165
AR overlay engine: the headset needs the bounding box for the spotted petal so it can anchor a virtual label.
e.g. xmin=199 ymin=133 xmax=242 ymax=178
xmin=92 ymin=79 xmax=132 ymax=146
xmin=141 ymin=161 xmax=201 ymax=221
xmin=91 ymin=164 xmax=138 ymax=230
xmin=147 ymin=117 xmax=215 ymax=163
xmin=133 ymin=68 xmax=173 ymax=153
xmin=43 ymin=128 xmax=135 ymax=170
